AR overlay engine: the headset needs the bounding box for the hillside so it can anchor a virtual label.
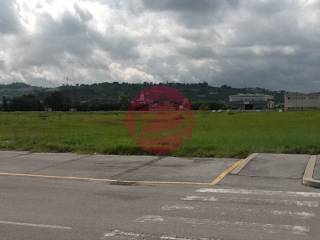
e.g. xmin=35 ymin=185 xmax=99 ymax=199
xmin=0 ymin=82 xmax=286 ymax=110
xmin=0 ymin=82 xmax=45 ymax=98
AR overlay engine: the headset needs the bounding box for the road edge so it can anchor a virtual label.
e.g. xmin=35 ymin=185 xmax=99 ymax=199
xmin=303 ymin=155 xmax=320 ymax=188
xmin=231 ymin=153 xmax=258 ymax=175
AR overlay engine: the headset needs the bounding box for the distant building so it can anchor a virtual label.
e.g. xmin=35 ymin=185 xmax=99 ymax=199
xmin=285 ymin=93 xmax=320 ymax=110
xmin=229 ymin=94 xmax=274 ymax=110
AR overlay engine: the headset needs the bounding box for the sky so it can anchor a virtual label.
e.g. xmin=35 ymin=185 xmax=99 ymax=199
xmin=0 ymin=0 xmax=320 ymax=92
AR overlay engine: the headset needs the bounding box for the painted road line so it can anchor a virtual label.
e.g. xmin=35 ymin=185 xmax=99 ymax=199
xmin=0 ymin=172 xmax=116 ymax=183
xmin=0 ymin=220 xmax=72 ymax=230
xmin=136 ymin=215 xmax=164 ymax=222
xmin=135 ymin=215 xmax=309 ymax=235
xmin=303 ymin=155 xmax=317 ymax=182
xmin=0 ymin=172 xmax=210 ymax=186
xmin=184 ymin=205 xmax=315 ymax=219
xmin=196 ymin=188 xmax=320 ymax=198
xmin=102 ymin=230 xmax=213 ymax=240
xmin=160 ymin=237 xmax=204 ymax=240
xmin=270 ymin=210 xmax=315 ymax=218
xmin=161 ymin=205 xmax=195 ymax=211
xmin=182 ymin=196 xmax=217 ymax=202
xmin=210 ymin=159 xmax=243 ymax=186
xmin=181 ymin=196 xmax=319 ymax=207
xmin=231 ymin=153 xmax=258 ymax=175
xmin=103 ymin=230 xmax=141 ymax=238
xmin=303 ymin=155 xmax=320 ymax=188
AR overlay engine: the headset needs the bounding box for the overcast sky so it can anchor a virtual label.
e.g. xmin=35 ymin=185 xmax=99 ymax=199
xmin=1 ymin=0 xmax=320 ymax=91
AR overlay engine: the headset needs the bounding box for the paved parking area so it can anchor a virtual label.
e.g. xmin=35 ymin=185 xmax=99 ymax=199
xmin=0 ymin=151 xmax=320 ymax=240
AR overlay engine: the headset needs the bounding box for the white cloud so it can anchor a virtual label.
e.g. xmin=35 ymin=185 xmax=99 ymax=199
xmin=109 ymin=62 xmax=155 ymax=83
xmin=1 ymin=0 xmax=320 ymax=91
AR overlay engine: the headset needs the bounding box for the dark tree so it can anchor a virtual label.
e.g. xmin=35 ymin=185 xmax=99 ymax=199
xmin=2 ymin=96 xmax=8 ymax=111
xmin=118 ymin=93 xmax=129 ymax=111
xmin=10 ymin=94 xmax=43 ymax=111
xmin=45 ymin=92 xmax=70 ymax=111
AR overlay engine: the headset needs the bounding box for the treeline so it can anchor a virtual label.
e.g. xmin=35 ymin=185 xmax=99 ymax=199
xmin=0 ymin=81 xmax=284 ymax=111
xmin=1 ymin=92 xmax=227 ymax=112
xmin=2 ymin=92 xmax=69 ymax=111
xmin=1 ymin=92 xmax=122 ymax=112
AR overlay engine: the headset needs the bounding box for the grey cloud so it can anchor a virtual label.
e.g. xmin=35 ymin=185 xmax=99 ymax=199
xmin=46 ymin=12 xmax=88 ymax=36
xmin=0 ymin=0 xmax=22 ymax=34
xmin=0 ymin=60 xmax=5 ymax=70
xmin=246 ymin=0 xmax=290 ymax=16
xmin=94 ymin=33 xmax=140 ymax=60
xmin=18 ymin=7 xmax=139 ymax=69
xmin=74 ymin=4 xmax=93 ymax=22
xmin=19 ymin=12 xmax=92 ymax=67
xmin=1 ymin=0 xmax=320 ymax=92
xmin=143 ymin=0 xmax=239 ymax=27
xmin=143 ymin=0 xmax=239 ymax=13
xmin=178 ymin=46 xmax=216 ymax=59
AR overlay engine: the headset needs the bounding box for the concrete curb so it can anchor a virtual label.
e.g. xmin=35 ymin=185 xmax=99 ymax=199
xmin=231 ymin=153 xmax=258 ymax=175
xmin=303 ymin=155 xmax=320 ymax=188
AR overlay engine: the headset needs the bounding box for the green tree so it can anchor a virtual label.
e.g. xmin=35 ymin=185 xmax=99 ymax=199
xmin=2 ymin=96 xmax=8 ymax=111
xmin=199 ymin=103 xmax=210 ymax=111
xmin=45 ymin=92 xmax=70 ymax=111
xmin=118 ymin=93 xmax=129 ymax=110
xmin=10 ymin=94 xmax=43 ymax=111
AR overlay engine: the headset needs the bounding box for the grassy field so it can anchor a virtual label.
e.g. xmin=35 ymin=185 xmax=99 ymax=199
xmin=0 ymin=111 xmax=320 ymax=158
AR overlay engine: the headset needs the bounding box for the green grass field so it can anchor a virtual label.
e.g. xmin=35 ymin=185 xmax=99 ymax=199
xmin=0 ymin=111 xmax=319 ymax=158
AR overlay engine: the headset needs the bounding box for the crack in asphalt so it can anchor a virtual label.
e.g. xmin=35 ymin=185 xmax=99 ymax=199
xmin=27 ymin=154 xmax=92 ymax=174
xmin=5 ymin=152 xmax=32 ymax=159
xmin=110 ymin=156 xmax=164 ymax=179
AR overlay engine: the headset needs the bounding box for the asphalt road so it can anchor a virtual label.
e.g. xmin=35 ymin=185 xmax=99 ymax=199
xmin=0 ymin=151 xmax=320 ymax=240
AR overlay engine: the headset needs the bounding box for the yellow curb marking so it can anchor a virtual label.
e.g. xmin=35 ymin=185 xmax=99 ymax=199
xmin=0 ymin=172 xmax=210 ymax=186
xmin=210 ymin=159 xmax=244 ymax=186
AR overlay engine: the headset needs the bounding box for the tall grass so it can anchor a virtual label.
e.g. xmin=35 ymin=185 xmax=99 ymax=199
xmin=0 ymin=111 xmax=319 ymax=157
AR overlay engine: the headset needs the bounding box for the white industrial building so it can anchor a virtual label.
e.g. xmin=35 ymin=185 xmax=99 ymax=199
xmin=285 ymin=93 xmax=320 ymax=110
xmin=229 ymin=94 xmax=274 ymax=110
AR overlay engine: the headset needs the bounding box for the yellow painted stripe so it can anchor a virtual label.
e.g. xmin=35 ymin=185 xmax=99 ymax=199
xmin=210 ymin=159 xmax=244 ymax=186
xmin=0 ymin=172 xmax=210 ymax=186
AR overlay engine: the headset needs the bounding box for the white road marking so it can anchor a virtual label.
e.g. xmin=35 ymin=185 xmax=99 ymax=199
xmin=136 ymin=215 xmax=164 ymax=222
xmin=182 ymin=196 xmax=218 ymax=201
xmin=197 ymin=188 xmax=320 ymax=198
xmin=184 ymin=206 xmax=315 ymax=219
xmin=103 ymin=230 xmax=140 ymax=238
xmin=160 ymin=237 xmax=192 ymax=240
xmin=0 ymin=220 xmax=72 ymax=230
xmin=182 ymin=195 xmax=319 ymax=207
xmin=135 ymin=216 xmax=309 ymax=235
xmin=160 ymin=236 xmax=208 ymax=240
xmin=102 ymin=230 xmax=213 ymax=240
xmin=161 ymin=205 xmax=195 ymax=211
xmin=271 ymin=210 xmax=315 ymax=219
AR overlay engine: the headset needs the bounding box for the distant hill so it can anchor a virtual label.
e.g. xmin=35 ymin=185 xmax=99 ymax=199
xmin=0 ymin=82 xmax=286 ymax=107
xmin=0 ymin=82 xmax=45 ymax=99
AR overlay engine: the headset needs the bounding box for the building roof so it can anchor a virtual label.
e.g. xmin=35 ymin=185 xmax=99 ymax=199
xmin=230 ymin=93 xmax=273 ymax=97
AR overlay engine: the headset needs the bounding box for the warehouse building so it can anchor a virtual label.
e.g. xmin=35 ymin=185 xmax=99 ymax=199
xmin=285 ymin=93 xmax=320 ymax=110
xmin=229 ymin=94 xmax=274 ymax=110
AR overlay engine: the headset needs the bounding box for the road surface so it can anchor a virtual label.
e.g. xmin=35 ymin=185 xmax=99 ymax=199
xmin=0 ymin=151 xmax=319 ymax=240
